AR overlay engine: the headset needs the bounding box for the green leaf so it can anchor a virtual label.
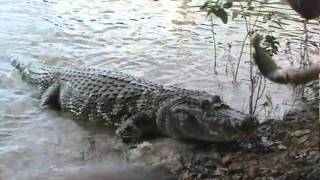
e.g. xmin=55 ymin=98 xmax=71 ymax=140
xmin=263 ymin=35 xmax=280 ymax=56
xmin=210 ymin=6 xmax=228 ymax=24
xmin=200 ymin=1 xmax=210 ymax=10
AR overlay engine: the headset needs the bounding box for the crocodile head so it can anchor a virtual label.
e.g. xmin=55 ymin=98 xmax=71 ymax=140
xmin=156 ymin=94 xmax=259 ymax=142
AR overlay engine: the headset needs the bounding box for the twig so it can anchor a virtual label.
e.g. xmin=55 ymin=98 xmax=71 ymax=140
xmin=234 ymin=33 xmax=249 ymax=82
xmin=210 ymin=14 xmax=218 ymax=72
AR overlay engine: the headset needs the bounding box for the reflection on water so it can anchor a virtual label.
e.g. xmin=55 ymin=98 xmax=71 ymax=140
xmin=0 ymin=0 xmax=319 ymax=179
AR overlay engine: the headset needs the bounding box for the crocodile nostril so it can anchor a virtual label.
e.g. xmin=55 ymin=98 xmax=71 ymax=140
xmin=211 ymin=95 xmax=221 ymax=103
xmin=240 ymin=115 xmax=259 ymax=132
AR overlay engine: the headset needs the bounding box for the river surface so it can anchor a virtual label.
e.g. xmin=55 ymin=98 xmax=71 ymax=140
xmin=0 ymin=0 xmax=319 ymax=179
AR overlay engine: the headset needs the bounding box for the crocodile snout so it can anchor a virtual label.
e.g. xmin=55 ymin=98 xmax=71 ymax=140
xmin=238 ymin=115 xmax=259 ymax=138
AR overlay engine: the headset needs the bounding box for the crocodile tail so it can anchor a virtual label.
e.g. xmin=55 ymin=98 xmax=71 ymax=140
xmin=251 ymin=35 xmax=288 ymax=84
xmin=10 ymin=56 xmax=32 ymax=80
xmin=10 ymin=56 xmax=58 ymax=88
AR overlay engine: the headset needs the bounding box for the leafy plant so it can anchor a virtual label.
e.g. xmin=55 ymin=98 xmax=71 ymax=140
xmin=201 ymin=0 xmax=233 ymax=71
xmin=200 ymin=0 xmax=233 ymax=24
xmin=263 ymin=35 xmax=280 ymax=56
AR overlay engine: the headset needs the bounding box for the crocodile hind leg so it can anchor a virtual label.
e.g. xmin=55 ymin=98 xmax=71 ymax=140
xmin=39 ymin=82 xmax=61 ymax=110
xmin=116 ymin=113 xmax=159 ymax=143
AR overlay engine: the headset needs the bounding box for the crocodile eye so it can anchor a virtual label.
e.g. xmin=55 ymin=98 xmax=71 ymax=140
xmin=201 ymin=99 xmax=211 ymax=110
xmin=211 ymin=95 xmax=221 ymax=103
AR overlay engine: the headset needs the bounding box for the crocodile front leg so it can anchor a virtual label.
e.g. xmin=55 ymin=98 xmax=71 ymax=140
xmin=116 ymin=113 xmax=158 ymax=143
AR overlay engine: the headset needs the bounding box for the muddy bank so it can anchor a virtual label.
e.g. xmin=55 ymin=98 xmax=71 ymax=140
xmin=123 ymin=82 xmax=319 ymax=179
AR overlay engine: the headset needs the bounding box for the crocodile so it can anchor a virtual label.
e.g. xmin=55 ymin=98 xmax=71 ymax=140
xmin=11 ymin=57 xmax=258 ymax=143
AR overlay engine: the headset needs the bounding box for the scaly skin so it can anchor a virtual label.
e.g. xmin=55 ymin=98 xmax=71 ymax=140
xmin=11 ymin=57 xmax=258 ymax=143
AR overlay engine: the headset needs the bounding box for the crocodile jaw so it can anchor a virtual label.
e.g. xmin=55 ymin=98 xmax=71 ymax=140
xmin=156 ymin=102 xmax=259 ymax=142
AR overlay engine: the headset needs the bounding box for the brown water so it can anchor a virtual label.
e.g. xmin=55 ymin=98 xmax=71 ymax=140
xmin=0 ymin=0 xmax=319 ymax=179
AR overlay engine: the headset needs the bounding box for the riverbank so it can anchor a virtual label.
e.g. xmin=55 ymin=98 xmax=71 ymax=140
xmin=125 ymin=82 xmax=319 ymax=179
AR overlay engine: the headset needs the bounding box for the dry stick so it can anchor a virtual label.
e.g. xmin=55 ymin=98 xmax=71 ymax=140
xmin=249 ymin=41 xmax=255 ymax=114
xmin=246 ymin=14 xmax=254 ymax=114
xmin=252 ymin=78 xmax=267 ymax=116
xmin=247 ymin=14 xmax=260 ymax=115
xmin=253 ymin=75 xmax=266 ymax=114
xmin=257 ymin=78 xmax=267 ymax=100
xmin=234 ymin=9 xmax=261 ymax=115
xmin=249 ymin=54 xmax=266 ymax=115
xmin=245 ymin=15 xmax=255 ymax=114
xmin=210 ymin=14 xmax=218 ymax=72
xmin=304 ymin=20 xmax=310 ymax=65
xmin=233 ymin=10 xmax=260 ymax=82
xmin=296 ymin=24 xmax=304 ymax=95
xmin=234 ymin=32 xmax=249 ymax=82
xmin=318 ymin=18 xmax=320 ymax=151
xmin=249 ymin=44 xmax=267 ymax=115
xmin=233 ymin=7 xmax=249 ymax=83
xmin=297 ymin=20 xmax=309 ymax=96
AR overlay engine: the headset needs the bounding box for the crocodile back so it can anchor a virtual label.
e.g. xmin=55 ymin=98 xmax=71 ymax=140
xmin=57 ymin=66 xmax=165 ymax=124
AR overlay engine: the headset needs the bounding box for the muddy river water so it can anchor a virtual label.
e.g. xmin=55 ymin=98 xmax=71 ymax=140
xmin=0 ymin=0 xmax=319 ymax=179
